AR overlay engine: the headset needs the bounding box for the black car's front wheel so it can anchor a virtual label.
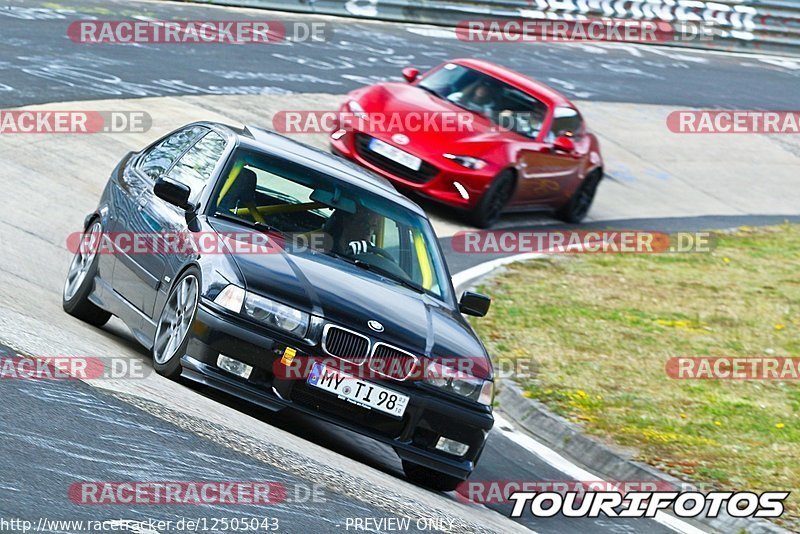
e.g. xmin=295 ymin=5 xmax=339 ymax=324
xmin=63 ymin=220 xmax=111 ymax=326
xmin=152 ymin=268 xmax=200 ymax=379
xmin=402 ymin=460 xmax=463 ymax=492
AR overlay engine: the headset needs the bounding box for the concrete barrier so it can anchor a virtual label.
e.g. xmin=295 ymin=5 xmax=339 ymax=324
xmin=189 ymin=0 xmax=800 ymax=56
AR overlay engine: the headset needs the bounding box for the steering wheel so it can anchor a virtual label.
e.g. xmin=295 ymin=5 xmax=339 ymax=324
xmin=354 ymin=250 xmax=409 ymax=280
xmin=368 ymin=245 xmax=395 ymax=262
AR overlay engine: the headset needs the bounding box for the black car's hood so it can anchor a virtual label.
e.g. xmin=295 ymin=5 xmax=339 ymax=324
xmin=209 ymin=219 xmax=489 ymax=372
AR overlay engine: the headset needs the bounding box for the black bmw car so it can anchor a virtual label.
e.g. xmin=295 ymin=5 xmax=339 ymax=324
xmin=63 ymin=122 xmax=494 ymax=490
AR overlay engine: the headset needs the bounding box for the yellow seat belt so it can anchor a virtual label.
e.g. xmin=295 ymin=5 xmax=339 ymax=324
xmin=217 ymin=162 xmax=243 ymax=207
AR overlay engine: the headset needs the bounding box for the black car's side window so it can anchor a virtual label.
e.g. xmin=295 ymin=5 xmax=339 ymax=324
xmin=167 ymin=131 xmax=228 ymax=203
xmin=138 ymin=125 xmax=207 ymax=179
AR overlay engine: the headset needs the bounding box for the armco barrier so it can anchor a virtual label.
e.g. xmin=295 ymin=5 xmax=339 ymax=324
xmin=188 ymin=0 xmax=800 ymax=56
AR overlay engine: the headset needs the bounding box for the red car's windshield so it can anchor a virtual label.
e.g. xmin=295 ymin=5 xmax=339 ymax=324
xmin=418 ymin=63 xmax=549 ymax=139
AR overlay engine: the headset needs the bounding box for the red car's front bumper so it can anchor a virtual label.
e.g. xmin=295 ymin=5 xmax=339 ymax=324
xmin=330 ymin=129 xmax=495 ymax=211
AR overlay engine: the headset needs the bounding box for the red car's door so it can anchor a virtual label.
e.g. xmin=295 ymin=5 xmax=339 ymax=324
xmin=511 ymin=107 xmax=588 ymax=207
xmin=513 ymin=144 xmax=582 ymax=205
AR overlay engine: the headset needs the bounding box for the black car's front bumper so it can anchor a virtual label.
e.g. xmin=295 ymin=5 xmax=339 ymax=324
xmin=182 ymin=302 xmax=494 ymax=479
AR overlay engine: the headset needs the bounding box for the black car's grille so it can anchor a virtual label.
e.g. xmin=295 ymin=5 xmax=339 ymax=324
xmin=369 ymin=343 xmax=418 ymax=381
xmin=322 ymin=325 xmax=370 ymax=364
xmin=354 ymin=134 xmax=439 ymax=184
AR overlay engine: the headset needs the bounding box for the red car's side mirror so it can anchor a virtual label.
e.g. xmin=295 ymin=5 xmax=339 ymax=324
xmin=553 ymin=135 xmax=575 ymax=153
xmin=402 ymin=67 xmax=420 ymax=83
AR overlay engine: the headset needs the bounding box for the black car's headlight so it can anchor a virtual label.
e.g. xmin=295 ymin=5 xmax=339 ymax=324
xmin=424 ymin=360 xmax=494 ymax=406
xmin=244 ymin=293 xmax=309 ymax=336
xmin=214 ymin=285 xmax=310 ymax=337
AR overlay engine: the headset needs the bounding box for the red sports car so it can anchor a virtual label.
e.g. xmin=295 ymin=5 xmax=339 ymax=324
xmin=330 ymin=58 xmax=604 ymax=227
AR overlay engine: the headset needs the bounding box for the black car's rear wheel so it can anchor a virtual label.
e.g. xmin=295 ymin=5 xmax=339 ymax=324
xmin=152 ymin=268 xmax=199 ymax=379
xmin=556 ymin=169 xmax=602 ymax=223
xmin=402 ymin=460 xmax=463 ymax=492
xmin=469 ymin=170 xmax=516 ymax=229
xmin=62 ymin=220 xmax=111 ymax=326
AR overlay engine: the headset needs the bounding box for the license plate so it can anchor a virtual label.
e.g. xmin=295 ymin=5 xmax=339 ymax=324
xmin=307 ymin=362 xmax=410 ymax=418
xmin=368 ymin=138 xmax=422 ymax=171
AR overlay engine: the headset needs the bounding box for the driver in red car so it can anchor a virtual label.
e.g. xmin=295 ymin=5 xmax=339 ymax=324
xmin=448 ymin=79 xmax=498 ymax=117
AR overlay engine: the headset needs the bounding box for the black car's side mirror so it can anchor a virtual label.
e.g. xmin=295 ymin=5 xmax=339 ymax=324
xmin=154 ymin=176 xmax=194 ymax=212
xmin=459 ymin=291 xmax=491 ymax=317
xmin=402 ymin=67 xmax=420 ymax=83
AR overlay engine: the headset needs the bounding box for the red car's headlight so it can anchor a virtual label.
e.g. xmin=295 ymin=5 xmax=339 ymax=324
xmin=347 ymin=100 xmax=368 ymax=120
xmin=443 ymin=153 xmax=487 ymax=170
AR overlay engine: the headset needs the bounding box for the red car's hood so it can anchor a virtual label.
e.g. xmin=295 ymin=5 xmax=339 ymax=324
xmin=355 ymin=82 xmax=512 ymax=158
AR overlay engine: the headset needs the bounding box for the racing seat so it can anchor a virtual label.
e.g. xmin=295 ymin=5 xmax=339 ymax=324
xmin=217 ymin=167 xmax=266 ymax=224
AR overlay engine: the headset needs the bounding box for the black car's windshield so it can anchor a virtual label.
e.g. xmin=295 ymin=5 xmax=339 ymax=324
xmin=210 ymin=149 xmax=449 ymax=300
xmin=418 ymin=63 xmax=549 ymax=139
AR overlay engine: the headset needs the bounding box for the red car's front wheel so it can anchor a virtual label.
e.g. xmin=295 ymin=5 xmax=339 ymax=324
xmin=469 ymin=170 xmax=516 ymax=228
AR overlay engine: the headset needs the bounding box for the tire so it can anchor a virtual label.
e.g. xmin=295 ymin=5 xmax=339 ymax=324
xmin=62 ymin=220 xmax=112 ymax=327
xmin=152 ymin=267 xmax=200 ymax=380
xmin=469 ymin=170 xmax=516 ymax=229
xmin=556 ymin=169 xmax=602 ymax=224
xmin=402 ymin=460 xmax=464 ymax=492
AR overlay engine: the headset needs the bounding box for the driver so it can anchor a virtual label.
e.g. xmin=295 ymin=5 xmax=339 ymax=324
xmin=448 ymin=80 xmax=497 ymax=117
xmin=328 ymin=208 xmax=381 ymax=256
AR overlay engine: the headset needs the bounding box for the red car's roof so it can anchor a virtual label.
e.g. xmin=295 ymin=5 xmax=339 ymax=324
xmin=450 ymin=58 xmax=574 ymax=109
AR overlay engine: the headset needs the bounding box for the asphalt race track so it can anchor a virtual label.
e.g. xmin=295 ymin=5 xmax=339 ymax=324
xmin=1 ymin=1 xmax=799 ymax=533
xmin=2 ymin=0 xmax=800 ymax=109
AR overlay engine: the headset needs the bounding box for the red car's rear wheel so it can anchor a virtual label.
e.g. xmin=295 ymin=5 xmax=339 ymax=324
xmin=556 ymin=169 xmax=602 ymax=223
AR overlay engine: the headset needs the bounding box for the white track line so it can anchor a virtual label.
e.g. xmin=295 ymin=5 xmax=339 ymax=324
xmin=493 ymin=413 xmax=708 ymax=533
xmin=452 ymin=252 xmax=546 ymax=292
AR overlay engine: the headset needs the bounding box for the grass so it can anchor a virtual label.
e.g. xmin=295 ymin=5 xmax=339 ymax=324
xmin=472 ymin=224 xmax=800 ymax=528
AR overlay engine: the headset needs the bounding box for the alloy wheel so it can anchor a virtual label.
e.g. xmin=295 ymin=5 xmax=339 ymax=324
xmin=153 ymin=274 xmax=199 ymax=365
xmin=64 ymin=221 xmax=102 ymax=302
